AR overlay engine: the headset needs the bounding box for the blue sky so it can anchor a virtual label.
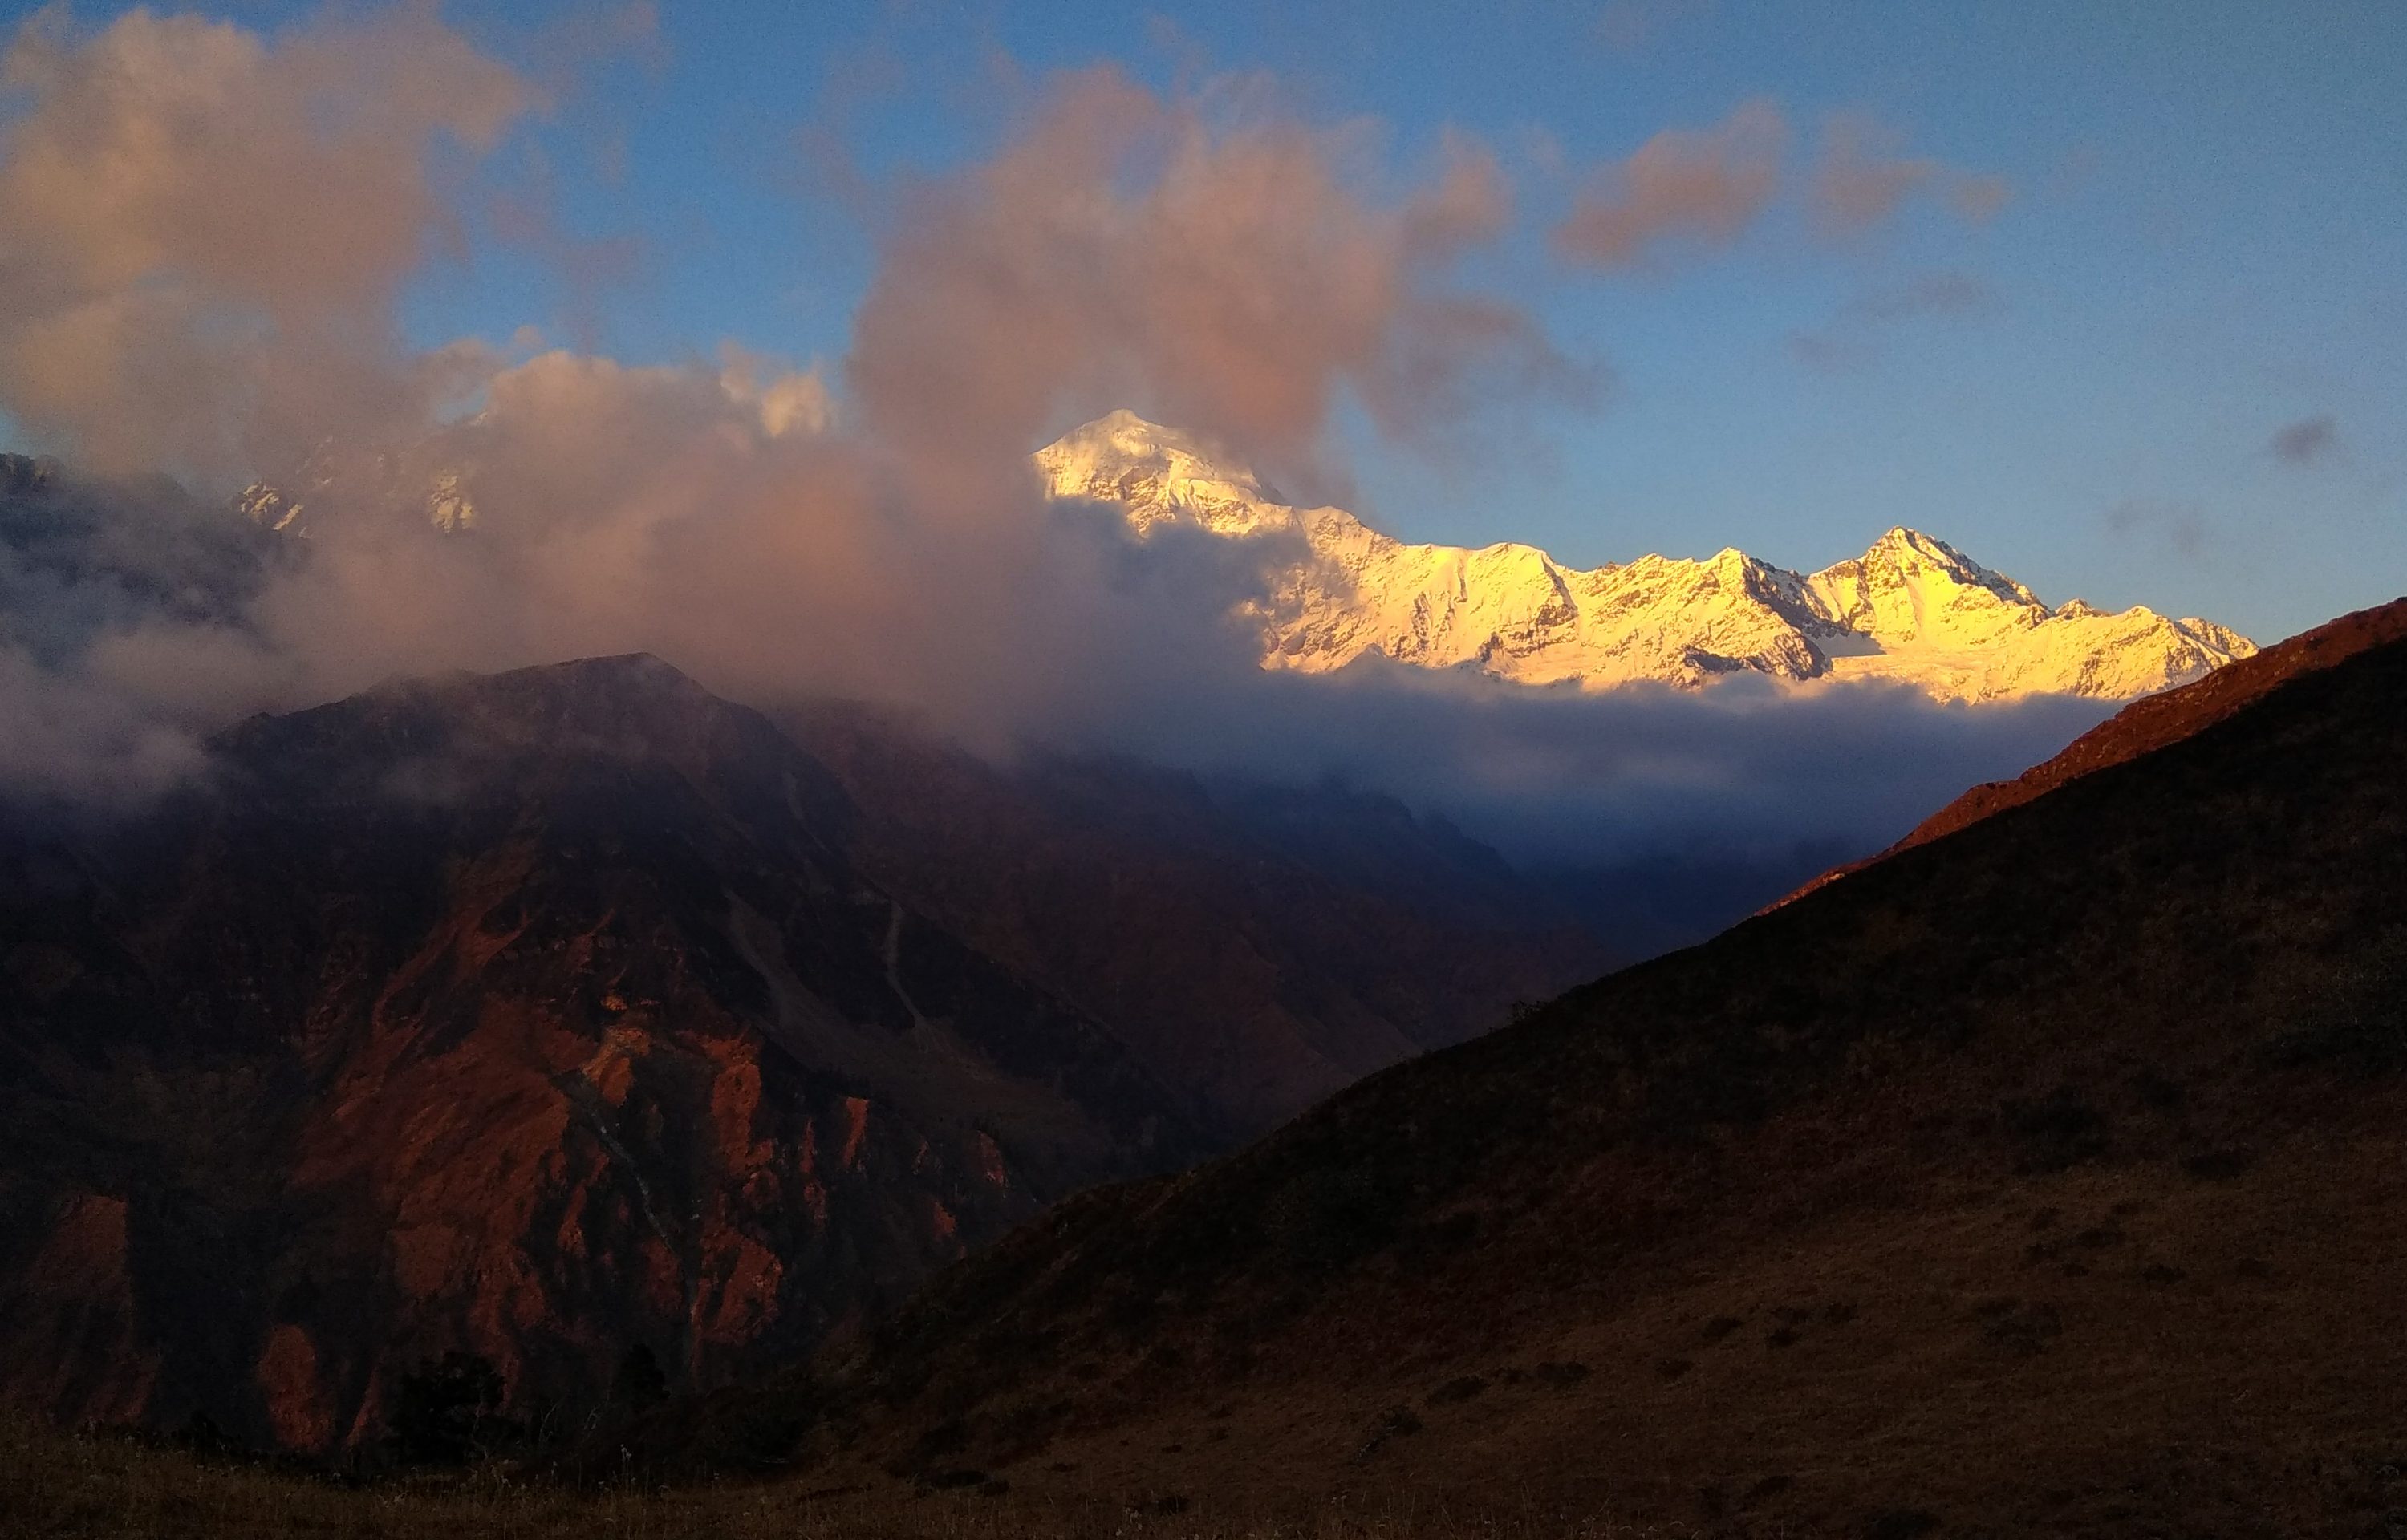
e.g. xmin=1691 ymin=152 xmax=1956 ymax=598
xmin=9 ymin=0 xmax=2403 ymax=643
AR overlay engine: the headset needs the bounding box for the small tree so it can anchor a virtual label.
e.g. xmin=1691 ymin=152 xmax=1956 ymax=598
xmin=609 ymin=1343 xmax=669 ymax=1415
xmin=388 ymin=1351 xmax=513 ymax=1466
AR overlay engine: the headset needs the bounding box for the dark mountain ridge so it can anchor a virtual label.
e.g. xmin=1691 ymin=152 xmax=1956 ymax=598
xmin=2 ymin=653 xmax=1208 ymax=1450
xmin=783 ymin=699 xmax=1609 ymax=1135
xmin=0 ymin=654 xmax=1602 ymax=1455
xmin=650 ymin=603 xmax=2407 ymax=1537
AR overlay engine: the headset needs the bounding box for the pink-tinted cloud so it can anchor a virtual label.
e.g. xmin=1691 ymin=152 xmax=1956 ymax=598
xmin=1550 ymin=99 xmax=1788 ymax=268
xmin=0 ymin=6 xmax=537 ymax=480
xmin=174 ymin=63 xmax=1599 ymax=748
xmin=1812 ymin=113 xmax=1936 ymax=232
xmin=1950 ymin=173 xmax=2012 ymax=225
xmin=0 ymin=30 xmax=1601 ymax=776
xmin=1812 ymin=112 xmax=2010 ymax=236
xmin=850 ymin=69 xmax=1592 ymax=499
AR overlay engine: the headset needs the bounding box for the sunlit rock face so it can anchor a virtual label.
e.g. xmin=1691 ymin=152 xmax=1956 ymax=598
xmin=1038 ymin=411 xmax=2256 ymax=702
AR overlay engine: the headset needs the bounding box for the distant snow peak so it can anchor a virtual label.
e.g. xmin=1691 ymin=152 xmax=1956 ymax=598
xmin=1035 ymin=412 xmax=2257 ymax=703
xmin=237 ymin=482 xmax=306 ymax=533
xmin=238 ymin=461 xmax=477 ymax=537
xmin=425 ymin=472 xmax=476 ymax=533
xmin=1035 ymin=409 xmax=1292 ymax=537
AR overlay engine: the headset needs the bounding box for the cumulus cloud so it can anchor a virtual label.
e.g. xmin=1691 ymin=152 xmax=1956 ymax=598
xmin=226 ymin=346 xmax=1254 ymax=750
xmin=850 ymin=71 xmax=1593 ymax=495
xmin=2268 ymin=415 xmax=2340 ymax=467
xmin=1551 ymin=99 xmax=1788 ymax=268
xmin=0 ymin=55 xmax=1575 ymax=760
xmin=718 ymin=346 xmax=834 ymax=440
xmin=0 ymin=5 xmax=536 ymax=482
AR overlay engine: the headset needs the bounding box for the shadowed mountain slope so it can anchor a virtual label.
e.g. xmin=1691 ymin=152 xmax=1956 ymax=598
xmin=672 ymin=613 xmax=2407 ymax=1537
xmin=0 ymin=654 xmax=1216 ymax=1452
xmin=0 ymin=655 xmax=1605 ymax=1457
xmin=784 ymin=700 xmax=1609 ymax=1136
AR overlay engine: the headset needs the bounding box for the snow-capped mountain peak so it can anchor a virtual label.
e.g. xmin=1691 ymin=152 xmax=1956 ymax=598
xmin=1802 ymin=526 xmax=2044 ymax=649
xmin=1036 ymin=413 xmax=2256 ymax=702
xmin=1035 ymin=408 xmax=1296 ymax=537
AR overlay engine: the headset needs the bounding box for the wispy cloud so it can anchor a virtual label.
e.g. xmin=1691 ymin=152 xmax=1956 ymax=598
xmin=1787 ymin=271 xmax=2003 ymax=370
xmin=1949 ymin=174 xmax=2012 ymax=225
xmin=1851 ymin=271 xmax=2003 ymax=322
xmin=1811 ymin=112 xmax=2011 ymax=237
xmin=1556 ymin=106 xmax=2007 ymax=273
xmin=1593 ymin=0 xmax=1713 ymax=54
xmin=2103 ymin=496 xmax=2210 ymax=560
xmin=1551 ymin=99 xmax=1788 ymax=268
xmin=2267 ymin=414 xmax=2340 ymax=467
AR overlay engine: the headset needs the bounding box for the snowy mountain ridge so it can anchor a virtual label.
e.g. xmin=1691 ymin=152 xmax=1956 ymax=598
xmin=1037 ymin=411 xmax=2256 ymax=702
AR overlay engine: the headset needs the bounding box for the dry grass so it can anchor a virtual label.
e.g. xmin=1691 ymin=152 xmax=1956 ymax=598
xmin=2 ymin=1414 xmax=1725 ymax=1540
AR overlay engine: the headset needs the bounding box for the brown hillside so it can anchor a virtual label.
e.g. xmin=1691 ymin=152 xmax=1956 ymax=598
xmin=1781 ymin=594 xmax=2407 ymax=904
xmin=664 ymin=615 xmax=2407 ymax=1538
xmin=0 ymin=657 xmax=1603 ymax=1458
xmin=0 ymin=656 xmax=1214 ymax=1453
xmin=1895 ymin=593 xmax=2407 ymax=849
